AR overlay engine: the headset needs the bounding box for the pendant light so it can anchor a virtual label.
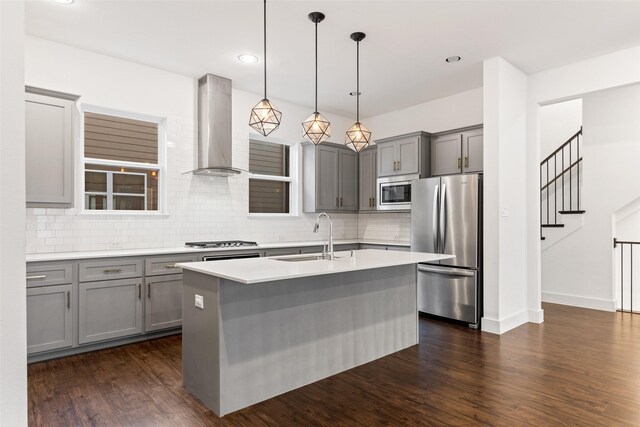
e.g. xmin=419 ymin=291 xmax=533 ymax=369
xmin=302 ymin=12 xmax=331 ymax=145
xmin=345 ymin=32 xmax=371 ymax=152
xmin=249 ymin=0 xmax=282 ymax=136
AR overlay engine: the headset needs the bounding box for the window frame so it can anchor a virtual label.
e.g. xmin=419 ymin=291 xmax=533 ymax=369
xmin=77 ymin=104 xmax=167 ymax=215
xmin=247 ymin=133 xmax=299 ymax=217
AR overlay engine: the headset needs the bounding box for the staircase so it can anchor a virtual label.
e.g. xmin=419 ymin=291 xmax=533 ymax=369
xmin=540 ymin=127 xmax=584 ymax=241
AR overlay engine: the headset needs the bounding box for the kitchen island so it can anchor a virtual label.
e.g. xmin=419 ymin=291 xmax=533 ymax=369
xmin=178 ymin=249 xmax=453 ymax=416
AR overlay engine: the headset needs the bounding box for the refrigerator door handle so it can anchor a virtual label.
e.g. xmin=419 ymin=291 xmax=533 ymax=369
xmin=418 ymin=265 xmax=475 ymax=277
xmin=433 ymin=184 xmax=439 ymax=253
xmin=439 ymin=183 xmax=447 ymax=253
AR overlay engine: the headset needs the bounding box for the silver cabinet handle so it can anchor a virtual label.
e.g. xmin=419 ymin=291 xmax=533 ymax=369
xmin=464 ymin=156 xmax=469 ymax=169
xmin=26 ymin=275 xmax=47 ymax=280
xmin=165 ymin=264 xmax=179 ymax=269
xmin=148 ymin=283 xmax=151 ymax=299
xmin=397 ymin=160 xmax=400 ymax=171
xmin=457 ymin=157 xmax=461 ymax=169
xmin=138 ymin=283 xmax=141 ymax=300
xmin=103 ymin=268 xmax=122 ymax=274
xmin=67 ymin=291 xmax=71 ymax=309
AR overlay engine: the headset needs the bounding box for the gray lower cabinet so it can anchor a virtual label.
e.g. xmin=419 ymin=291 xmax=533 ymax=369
xmin=79 ymin=278 xmax=143 ymax=344
xmin=303 ymin=142 xmax=358 ymax=212
xmin=263 ymin=248 xmax=301 ymax=257
xmin=25 ymin=88 xmax=78 ymax=208
xmin=145 ymin=274 xmax=183 ymax=332
xmin=27 ymin=284 xmax=73 ymax=354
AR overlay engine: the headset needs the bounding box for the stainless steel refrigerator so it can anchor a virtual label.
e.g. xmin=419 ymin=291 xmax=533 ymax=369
xmin=411 ymin=174 xmax=482 ymax=328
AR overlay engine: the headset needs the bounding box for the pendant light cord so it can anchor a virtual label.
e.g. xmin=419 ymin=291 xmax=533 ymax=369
xmin=263 ymin=0 xmax=267 ymax=99
xmin=356 ymin=40 xmax=360 ymax=123
xmin=315 ymin=20 xmax=318 ymax=113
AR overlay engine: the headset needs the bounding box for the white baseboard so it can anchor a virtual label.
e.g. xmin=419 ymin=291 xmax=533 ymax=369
xmin=541 ymin=291 xmax=616 ymax=312
xmin=528 ymin=308 xmax=545 ymax=324
xmin=481 ymin=309 xmax=529 ymax=335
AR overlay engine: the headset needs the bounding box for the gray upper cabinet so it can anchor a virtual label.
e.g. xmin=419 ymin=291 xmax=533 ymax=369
xmin=431 ymin=126 xmax=483 ymax=176
xmin=462 ymin=129 xmax=484 ymax=173
xmin=359 ymin=147 xmax=377 ymax=211
xmin=375 ymin=132 xmax=431 ymax=178
xmin=303 ymin=142 xmax=358 ymax=212
xmin=27 ymin=284 xmax=73 ymax=354
xmin=25 ymin=88 xmax=78 ymax=208
xmin=339 ymin=149 xmax=358 ymax=211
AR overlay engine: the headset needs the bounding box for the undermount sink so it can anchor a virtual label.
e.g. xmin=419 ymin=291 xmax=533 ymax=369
xmin=270 ymin=254 xmax=331 ymax=262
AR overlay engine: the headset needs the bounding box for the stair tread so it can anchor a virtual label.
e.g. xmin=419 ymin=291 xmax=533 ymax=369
xmin=558 ymin=210 xmax=586 ymax=214
xmin=541 ymin=224 xmax=565 ymax=228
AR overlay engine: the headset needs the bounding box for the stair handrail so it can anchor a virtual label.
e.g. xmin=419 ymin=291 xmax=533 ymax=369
xmin=540 ymin=127 xmax=582 ymax=165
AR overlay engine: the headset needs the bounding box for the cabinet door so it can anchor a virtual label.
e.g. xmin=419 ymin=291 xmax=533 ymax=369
xmin=359 ymin=149 xmax=377 ymax=210
xmin=27 ymin=284 xmax=73 ymax=354
xmin=315 ymin=146 xmax=339 ymax=210
xmin=377 ymin=142 xmax=397 ymax=177
xmin=339 ymin=149 xmax=358 ymax=211
xmin=25 ymin=92 xmax=74 ymax=208
xmin=79 ymin=278 xmax=143 ymax=344
xmin=145 ymin=275 xmax=183 ymax=332
xmin=396 ymin=136 xmax=420 ymax=175
xmin=432 ymin=133 xmax=462 ymax=176
xmin=462 ymin=129 xmax=483 ymax=173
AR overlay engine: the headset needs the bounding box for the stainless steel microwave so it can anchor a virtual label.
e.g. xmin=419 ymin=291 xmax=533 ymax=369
xmin=377 ymin=174 xmax=418 ymax=210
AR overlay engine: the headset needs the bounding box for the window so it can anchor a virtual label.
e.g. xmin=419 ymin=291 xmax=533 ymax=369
xmin=248 ymin=137 xmax=296 ymax=214
xmin=82 ymin=109 xmax=164 ymax=212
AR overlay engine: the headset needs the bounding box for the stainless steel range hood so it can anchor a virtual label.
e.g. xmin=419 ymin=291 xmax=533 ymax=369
xmin=192 ymin=74 xmax=243 ymax=176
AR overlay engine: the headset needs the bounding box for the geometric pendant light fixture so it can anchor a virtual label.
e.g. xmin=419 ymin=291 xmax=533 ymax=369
xmin=345 ymin=32 xmax=372 ymax=152
xmin=249 ymin=0 xmax=282 ymax=136
xmin=302 ymin=12 xmax=331 ymax=145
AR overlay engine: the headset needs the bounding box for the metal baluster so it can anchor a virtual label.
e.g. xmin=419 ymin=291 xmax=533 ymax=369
xmin=577 ymin=132 xmax=580 ymax=211
xmin=554 ymin=154 xmax=557 ymax=224
xmin=621 ymin=244 xmax=624 ymax=312
xmin=546 ymin=161 xmax=550 ymax=225
xmin=562 ymin=147 xmax=565 ymax=212
xmin=569 ymin=140 xmax=573 ymax=211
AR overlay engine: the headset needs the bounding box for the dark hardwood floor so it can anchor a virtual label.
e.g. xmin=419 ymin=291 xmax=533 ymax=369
xmin=28 ymin=303 xmax=640 ymax=426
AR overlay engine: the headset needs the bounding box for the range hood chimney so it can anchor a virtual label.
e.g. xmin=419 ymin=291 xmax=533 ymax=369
xmin=193 ymin=74 xmax=243 ymax=176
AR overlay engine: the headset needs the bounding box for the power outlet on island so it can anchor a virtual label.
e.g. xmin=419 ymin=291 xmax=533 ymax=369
xmin=195 ymin=294 xmax=204 ymax=310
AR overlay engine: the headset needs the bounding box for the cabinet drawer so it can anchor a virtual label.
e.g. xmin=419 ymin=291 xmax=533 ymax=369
xmin=26 ymin=263 xmax=73 ymax=288
xmin=145 ymin=255 xmax=198 ymax=276
xmin=79 ymin=258 xmax=143 ymax=282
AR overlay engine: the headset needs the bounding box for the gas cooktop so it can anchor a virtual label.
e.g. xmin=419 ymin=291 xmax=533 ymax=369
xmin=185 ymin=240 xmax=258 ymax=249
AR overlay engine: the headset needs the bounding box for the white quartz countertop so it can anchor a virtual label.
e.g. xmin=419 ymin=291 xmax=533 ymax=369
xmin=178 ymin=249 xmax=453 ymax=285
xmin=25 ymin=239 xmax=410 ymax=262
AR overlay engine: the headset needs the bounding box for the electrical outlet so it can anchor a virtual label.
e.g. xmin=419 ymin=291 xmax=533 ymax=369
xmin=195 ymin=294 xmax=204 ymax=309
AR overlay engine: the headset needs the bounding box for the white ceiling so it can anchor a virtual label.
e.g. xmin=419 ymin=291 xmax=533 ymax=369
xmin=26 ymin=0 xmax=640 ymax=117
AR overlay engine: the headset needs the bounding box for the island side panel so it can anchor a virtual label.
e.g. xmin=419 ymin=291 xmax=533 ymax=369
xmin=182 ymin=270 xmax=222 ymax=414
xmin=217 ymin=264 xmax=417 ymax=416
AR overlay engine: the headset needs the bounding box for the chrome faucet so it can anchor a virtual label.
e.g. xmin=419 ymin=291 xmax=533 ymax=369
xmin=313 ymin=212 xmax=334 ymax=260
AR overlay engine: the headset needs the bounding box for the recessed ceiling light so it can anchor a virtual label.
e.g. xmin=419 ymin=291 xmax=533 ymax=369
xmin=446 ymin=56 xmax=461 ymax=63
xmin=238 ymin=54 xmax=259 ymax=64
xmin=50 ymin=0 xmax=75 ymax=4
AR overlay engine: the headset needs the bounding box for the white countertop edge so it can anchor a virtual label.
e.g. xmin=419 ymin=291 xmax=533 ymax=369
xmin=25 ymin=239 xmax=410 ymax=262
xmin=178 ymin=250 xmax=454 ymax=285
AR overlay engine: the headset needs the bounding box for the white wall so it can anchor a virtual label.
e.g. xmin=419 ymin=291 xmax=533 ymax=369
xmin=482 ymin=57 xmax=529 ymax=334
xmin=25 ymin=37 xmax=358 ymax=253
xmin=363 ymin=87 xmax=483 ymax=140
xmin=0 ymin=1 xmax=27 ymax=424
xmin=540 ymin=99 xmax=582 ymax=157
xmin=542 ymin=84 xmax=640 ymax=311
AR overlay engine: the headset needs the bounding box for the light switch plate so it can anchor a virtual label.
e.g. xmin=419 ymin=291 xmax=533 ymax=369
xmin=195 ymin=294 xmax=204 ymax=309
